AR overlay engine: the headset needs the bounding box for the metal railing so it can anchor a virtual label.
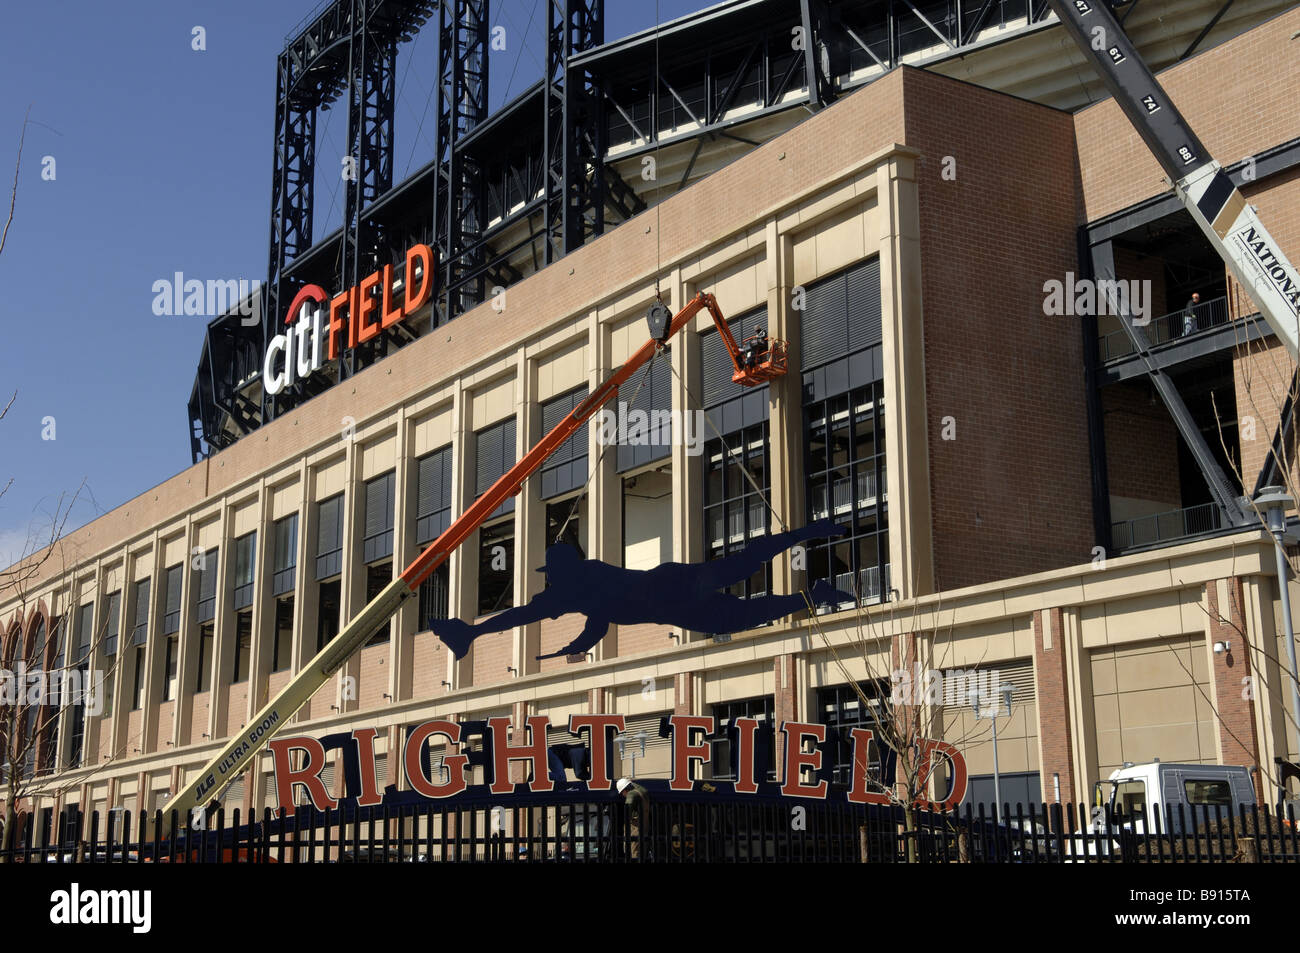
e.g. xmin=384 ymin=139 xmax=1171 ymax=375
xmin=1111 ymin=502 xmax=1223 ymax=550
xmin=1097 ymin=295 xmax=1233 ymax=363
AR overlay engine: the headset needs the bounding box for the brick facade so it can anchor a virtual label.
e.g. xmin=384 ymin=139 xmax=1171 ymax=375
xmin=903 ymin=68 xmax=1096 ymax=590
xmin=1101 ymin=382 xmax=1183 ymax=510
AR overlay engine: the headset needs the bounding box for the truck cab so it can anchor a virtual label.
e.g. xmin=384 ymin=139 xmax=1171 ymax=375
xmin=1094 ymin=760 xmax=1255 ymax=836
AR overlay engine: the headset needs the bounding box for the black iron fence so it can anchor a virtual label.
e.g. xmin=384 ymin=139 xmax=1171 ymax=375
xmin=3 ymin=798 xmax=1297 ymax=863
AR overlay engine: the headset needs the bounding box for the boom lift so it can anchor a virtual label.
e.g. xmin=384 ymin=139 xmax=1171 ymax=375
xmin=1046 ymin=0 xmax=1300 ymax=358
xmin=162 ymin=292 xmax=767 ymax=834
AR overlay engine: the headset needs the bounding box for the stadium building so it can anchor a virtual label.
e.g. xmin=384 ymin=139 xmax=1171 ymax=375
xmin=4 ymin=0 xmax=1300 ymax=834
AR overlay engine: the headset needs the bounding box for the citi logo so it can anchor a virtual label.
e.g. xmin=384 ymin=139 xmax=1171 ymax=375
xmin=49 ymin=883 xmax=151 ymax=933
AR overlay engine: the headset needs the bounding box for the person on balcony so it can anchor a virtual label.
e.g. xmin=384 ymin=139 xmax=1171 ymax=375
xmin=1182 ymin=291 xmax=1201 ymax=337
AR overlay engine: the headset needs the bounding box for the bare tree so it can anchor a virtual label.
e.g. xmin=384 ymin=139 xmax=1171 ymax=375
xmin=1206 ymin=307 xmax=1300 ymax=801
xmin=800 ymin=554 xmax=997 ymax=862
xmin=0 ymin=107 xmax=127 ymax=857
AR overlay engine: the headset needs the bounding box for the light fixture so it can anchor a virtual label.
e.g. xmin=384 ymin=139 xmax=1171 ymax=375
xmin=506 ymin=666 xmax=517 ymax=675
xmin=441 ymin=679 xmax=452 ymax=688
xmin=1213 ymin=640 xmax=1231 ymax=655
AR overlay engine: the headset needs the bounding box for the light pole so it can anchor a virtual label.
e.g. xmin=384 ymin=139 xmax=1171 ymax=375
xmin=615 ymin=730 xmax=648 ymax=778
xmin=1256 ymin=486 xmax=1300 ymax=801
xmin=970 ymin=680 xmax=1016 ymax=822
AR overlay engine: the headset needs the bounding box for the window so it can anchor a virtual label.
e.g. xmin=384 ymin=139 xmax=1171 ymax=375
xmin=162 ymin=637 xmax=178 ymax=702
xmin=1184 ymin=779 xmax=1233 ymax=806
xmin=545 ymin=498 xmax=585 ymax=557
xmin=317 ymin=580 xmax=341 ymax=653
xmin=68 ymin=603 xmax=93 ymax=770
xmin=102 ymin=670 xmax=115 ymax=719
xmin=1116 ymin=780 xmax=1147 ymax=819
xmin=131 ymin=645 xmax=147 ymax=710
xmin=616 ymin=345 xmax=672 ymax=473
xmin=701 ymin=312 xmax=771 ymax=600
xmin=803 ymin=384 xmax=888 ymax=606
xmin=232 ymin=610 xmax=252 ymax=683
xmin=703 ymin=423 xmax=771 ymax=598
xmin=476 ymin=417 xmax=517 ymax=520
xmin=162 ymin=564 xmax=183 ymax=635
xmin=130 ymin=578 xmax=151 ymax=647
xmin=273 ymin=514 xmax=298 ymax=596
xmin=415 ymin=447 xmax=453 ymax=545
xmin=363 ymin=471 xmax=395 ymax=563
xmin=272 ymin=597 xmax=293 ymax=671
xmin=477 ymin=521 xmax=514 ymax=616
xmin=622 ymin=469 xmax=672 ymax=569
xmin=102 ymin=591 xmax=121 ymax=658
xmin=316 ymin=494 xmax=344 ymax=580
xmin=195 ymin=549 xmax=218 ymax=623
xmin=818 ymin=681 xmax=890 ymax=786
xmin=710 ymin=696 xmax=776 ymax=781
xmin=66 ymin=700 xmax=86 ymax=771
xmin=419 ymin=565 xmax=450 ymax=630
xmin=196 ymin=622 xmax=214 ymax=692
xmin=365 ymin=563 xmax=392 ymax=646
xmin=75 ymin=602 xmax=94 ymax=665
xmin=539 ymin=387 xmax=589 ymax=499
xmin=233 ymin=532 xmax=257 ymax=610
xmin=800 ymin=258 xmax=888 ymax=608
xmin=24 ymin=622 xmax=46 ymax=776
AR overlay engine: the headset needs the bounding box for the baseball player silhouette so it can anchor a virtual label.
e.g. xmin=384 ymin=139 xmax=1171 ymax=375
xmin=430 ymin=518 xmax=855 ymax=659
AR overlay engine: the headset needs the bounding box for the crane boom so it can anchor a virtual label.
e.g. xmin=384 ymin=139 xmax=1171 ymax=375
xmin=1046 ymin=0 xmax=1300 ymax=357
xmin=163 ymin=292 xmax=727 ymax=833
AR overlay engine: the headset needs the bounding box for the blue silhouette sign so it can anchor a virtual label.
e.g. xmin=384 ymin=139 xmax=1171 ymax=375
xmin=430 ymin=519 xmax=855 ymax=659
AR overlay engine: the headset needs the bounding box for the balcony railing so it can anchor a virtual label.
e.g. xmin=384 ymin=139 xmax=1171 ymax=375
xmin=826 ymin=563 xmax=891 ymax=609
xmin=810 ymin=470 xmax=882 ymax=521
xmin=1110 ymin=502 xmax=1223 ymax=551
xmin=1097 ymin=295 xmax=1232 ymax=363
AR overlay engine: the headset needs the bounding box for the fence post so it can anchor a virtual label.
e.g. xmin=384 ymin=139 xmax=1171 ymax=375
xmin=1236 ymin=836 xmax=1258 ymax=863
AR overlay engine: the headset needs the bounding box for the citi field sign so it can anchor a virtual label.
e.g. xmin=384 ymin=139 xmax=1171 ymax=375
xmin=263 ymin=243 xmax=433 ymax=395
xmin=263 ymin=715 xmax=969 ymax=812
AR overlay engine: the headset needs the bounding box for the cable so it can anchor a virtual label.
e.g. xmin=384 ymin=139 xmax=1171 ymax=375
xmin=665 ymin=350 xmax=789 ymax=534
xmin=551 ymin=350 xmax=661 ymax=545
xmin=653 ymin=0 xmax=662 ymax=298
xmin=500 ymin=0 xmax=542 ymax=104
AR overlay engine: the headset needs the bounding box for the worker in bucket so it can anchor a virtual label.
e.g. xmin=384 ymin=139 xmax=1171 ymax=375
xmin=741 ymin=324 xmax=768 ymax=370
xmin=429 ymin=518 xmax=854 ymax=660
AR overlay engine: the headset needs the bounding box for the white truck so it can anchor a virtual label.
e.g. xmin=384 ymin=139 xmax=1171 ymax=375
xmin=1066 ymin=760 xmax=1256 ymax=858
xmin=1095 ymin=760 xmax=1256 ymax=834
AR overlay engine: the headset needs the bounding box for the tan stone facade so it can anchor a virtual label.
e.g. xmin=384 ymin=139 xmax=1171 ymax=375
xmin=6 ymin=10 xmax=1300 ymax=828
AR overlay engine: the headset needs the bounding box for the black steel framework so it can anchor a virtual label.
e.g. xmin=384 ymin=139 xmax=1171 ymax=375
xmin=188 ymin=0 xmax=1147 ymax=462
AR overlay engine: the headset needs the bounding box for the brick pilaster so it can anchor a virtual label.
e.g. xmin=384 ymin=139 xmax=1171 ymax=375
xmin=1033 ymin=607 xmax=1076 ymax=804
xmin=1206 ymin=578 xmax=1264 ymax=800
xmin=674 ymin=673 xmax=695 ymax=715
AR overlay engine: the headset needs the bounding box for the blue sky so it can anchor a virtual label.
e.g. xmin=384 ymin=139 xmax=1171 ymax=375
xmin=0 ymin=0 xmax=700 ymax=566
